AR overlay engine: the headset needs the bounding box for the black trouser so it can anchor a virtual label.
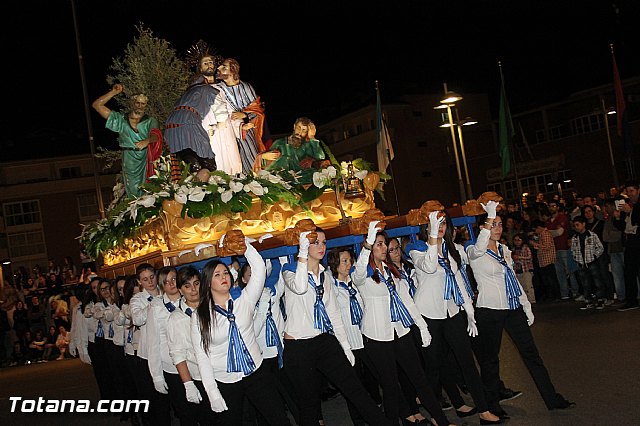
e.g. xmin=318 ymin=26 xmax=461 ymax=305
xmin=126 ymin=354 xmax=171 ymax=426
xmin=284 ymin=333 xmax=390 ymax=426
xmin=623 ymin=247 xmax=640 ymax=305
xmin=538 ymin=264 xmax=560 ymax=300
xmin=165 ymin=371 xmax=218 ymax=426
xmin=216 ymin=363 xmax=290 ymax=426
xmin=423 ymin=313 xmax=490 ymax=412
xmin=87 ymin=338 xmax=117 ymax=400
xmin=104 ymin=341 xmax=136 ymax=417
xmin=475 ymin=307 xmax=563 ymax=410
xmin=364 ymin=332 xmax=449 ymax=426
xmin=346 ymin=347 xmax=384 ymax=426
xmin=254 ymin=357 xmax=301 ymax=426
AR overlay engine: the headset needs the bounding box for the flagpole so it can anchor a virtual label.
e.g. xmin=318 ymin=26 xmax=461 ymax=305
xmin=498 ymin=62 xmax=523 ymax=203
xmin=601 ymin=95 xmax=620 ymax=188
xmin=376 ymin=81 xmax=401 ymax=216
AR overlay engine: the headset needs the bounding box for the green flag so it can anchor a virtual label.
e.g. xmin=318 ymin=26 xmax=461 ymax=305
xmin=498 ymin=66 xmax=514 ymax=178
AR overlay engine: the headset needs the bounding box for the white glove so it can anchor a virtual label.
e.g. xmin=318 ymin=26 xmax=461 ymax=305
xmin=153 ymin=377 xmax=169 ymax=394
xmin=341 ymin=342 xmax=355 ymax=366
xmin=208 ymin=387 xmax=228 ymax=412
xmin=79 ymin=351 xmax=91 ymax=365
xmin=184 ymin=381 xmax=203 ymax=404
xmin=463 ymin=303 xmax=478 ymax=337
xmin=218 ymin=234 xmax=226 ymax=247
xmin=366 ymin=220 xmax=382 ymax=245
xmin=481 ymin=200 xmax=499 ymax=219
xmin=428 ymin=211 xmax=445 ymax=238
xmin=298 ymin=231 xmax=312 ymax=259
xmin=524 ymin=306 xmax=535 ymax=326
xmin=258 ymin=233 xmax=273 ymax=243
xmin=420 ymin=327 xmax=432 ymax=347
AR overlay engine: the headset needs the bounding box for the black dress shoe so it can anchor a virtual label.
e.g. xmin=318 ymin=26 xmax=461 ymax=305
xmin=499 ymin=387 xmax=523 ymax=402
xmin=480 ymin=417 xmax=505 ymax=425
xmin=491 ymin=407 xmax=510 ymax=419
xmin=549 ymin=395 xmax=576 ymax=410
xmin=455 ymin=407 xmax=477 ymax=418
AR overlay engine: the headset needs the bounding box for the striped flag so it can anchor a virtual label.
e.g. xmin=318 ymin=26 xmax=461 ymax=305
xmin=612 ymin=45 xmax=633 ymax=155
xmin=376 ymin=82 xmax=395 ymax=173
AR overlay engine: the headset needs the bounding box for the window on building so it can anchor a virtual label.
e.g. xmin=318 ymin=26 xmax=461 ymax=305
xmin=77 ymin=193 xmax=99 ymax=220
xmin=59 ymin=166 xmax=81 ymax=179
xmin=356 ymin=124 xmax=363 ymax=135
xmin=3 ymin=200 xmax=41 ymax=227
xmin=570 ymin=113 xmax=604 ymax=135
xmin=8 ymin=230 xmax=46 ymax=258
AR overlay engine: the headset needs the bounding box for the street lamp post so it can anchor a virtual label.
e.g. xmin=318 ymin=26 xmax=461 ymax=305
xmin=454 ymin=107 xmax=476 ymax=199
xmin=438 ymin=84 xmax=467 ymax=202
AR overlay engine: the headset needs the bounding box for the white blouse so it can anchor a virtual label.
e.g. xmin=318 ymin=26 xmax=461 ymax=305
xmin=117 ymin=303 xmax=139 ymax=355
xmin=130 ymin=288 xmax=162 ymax=360
xmin=147 ymin=294 xmax=181 ymax=379
xmin=410 ymin=242 xmax=472 ymax=320
xmin=167 ymin=299 xmax=201 ymax=381
xmin=352 ymin=247 xmax=428 ymax=342
xmin=331 ymin=273 xmax=365 ymax=350
xmin=466 ymin=229 xmax=532 ymax=311
xmin=281 ymin=262 xmax=350 ymax=349
xmin=191 ymin=244 xmax=266 ymax=386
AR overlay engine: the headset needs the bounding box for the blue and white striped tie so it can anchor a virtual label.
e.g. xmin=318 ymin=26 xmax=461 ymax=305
xmin=486 ymin=245 xmax=522 ymax=310
xmin=108 ymin=323 xmax=114 ymax=338
xmin=265 ymin=301 xmax=284 ymax=368
xmin=213 ymin=299 xmax=256 ymax=375
xmin=439 ymin=241 xmax=464 ymax=306
xmin=336 ymin=280 xmax=363 ymax=326
xmin=96 ymin=320 xmax=104 ymax=338
xmin=400 ymin=267 xmax=417 ymax=299
xmin=127 ymin=328 xmax=133 ymax=343
xmin=309 ymin=273 xmax=333 ymax=333
xmin=380 ymin=267 xmax=414 ymax=328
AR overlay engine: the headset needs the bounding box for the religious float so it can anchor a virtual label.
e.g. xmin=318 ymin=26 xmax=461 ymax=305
xmin=80 ymin=151 xmax=504 ymax=278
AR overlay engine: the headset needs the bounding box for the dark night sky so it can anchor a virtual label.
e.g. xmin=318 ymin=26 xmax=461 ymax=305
xmin=3 ymin=0 xmax=640 ymax=159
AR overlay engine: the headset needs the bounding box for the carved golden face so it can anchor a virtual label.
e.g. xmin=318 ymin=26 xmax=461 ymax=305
xmin=221 ymin=229 xmax=246 ymax=256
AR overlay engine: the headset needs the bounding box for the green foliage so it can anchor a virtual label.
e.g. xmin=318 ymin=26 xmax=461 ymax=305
xmin=105 ymin=23 xmax=189 ymax=127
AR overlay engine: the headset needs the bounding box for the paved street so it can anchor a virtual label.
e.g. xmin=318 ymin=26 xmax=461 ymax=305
xmin=1 ymin=300 xmax=639 ymax=426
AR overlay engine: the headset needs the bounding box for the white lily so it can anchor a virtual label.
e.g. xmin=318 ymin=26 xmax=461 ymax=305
xmin=174 ymin=189 xmax=188 ymax=204
xmin=188 ymin=186 xmax=207 ymax=202
xmin=244 ymin=180 xmax=264 ymax=196
xmin=230 ymin=180 xmax=244 ymax=193
xmin=313 ymin=171 xmax=326 ymax=188
xmin=326 ymin=166 xmax=337 ymax=179
xmin=137 ymin=194 xmax=157 ymax=208
xmin=355 ymin=170 xmax=368 ymax=180
xmin=221 ymin=190 xmax=233 ymax=203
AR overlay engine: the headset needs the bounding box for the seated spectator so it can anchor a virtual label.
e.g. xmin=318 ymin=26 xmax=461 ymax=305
xmin=55 ymin=326 xmax=70 ymax=360
xmin=47 ymin=258 xmax=61 ymax=277
xmin=43 ymin=325 xmax=60 ymax=361
xmin=10 ymin=340 xmax=26 ymax=366
xmin=46 ymin=273 xmax=64 ymax=296
xmin=28 ymin=296 xmax=46 ymax=334
xmin=62 ymin=256 xmax=78 ymax=284
xmin=51 ymin=297 xmax=70 ymax=330
xmin=29 ymin=330 xmax=47 ymax=362
xmin=12 ymin=300 xmax=31 ymax=339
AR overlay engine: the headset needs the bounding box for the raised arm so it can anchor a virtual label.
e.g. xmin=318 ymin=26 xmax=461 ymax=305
xmin=92 ymin=84 xmax=124 ymax=119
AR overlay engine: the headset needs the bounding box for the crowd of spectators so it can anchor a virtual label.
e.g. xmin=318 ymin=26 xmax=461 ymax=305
xmin=0 ymin=256 xmax=86 ymax=366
